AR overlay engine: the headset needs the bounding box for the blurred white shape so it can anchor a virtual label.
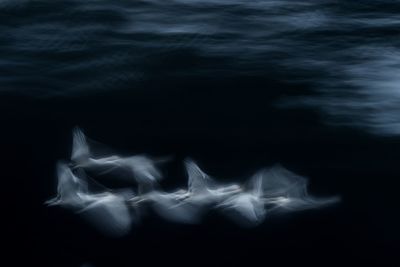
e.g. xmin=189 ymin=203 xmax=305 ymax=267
xmin=47 ymin=162 xmax=133 ymax=237
xmin=184 ymin=158 xmax=242 ymax=206
xmin=283 ymin=46 xmax=400 ymax=136
xmin=78 ymin=191 xmax=133 ymax=237
xmin=218 ymin=171 xmax=266 ymax=226
xmin=46 ymin=162 xmax=89 ymax=209
xmin=133 ymin=159 xmax=242 ymax=224
xmin=71 ymin=127 xmax=163 ymax=191
xmin=46 ymin=128 xmax=339 ymax=235
xmin=259 ymin=165 xmax=340 ymax=212
xmin=135 ymin=189 xmax=202 ymax=224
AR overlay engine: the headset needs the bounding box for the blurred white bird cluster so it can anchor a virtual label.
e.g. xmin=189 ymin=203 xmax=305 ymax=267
xmin=46 ymin=127 xmax=339 ymax=236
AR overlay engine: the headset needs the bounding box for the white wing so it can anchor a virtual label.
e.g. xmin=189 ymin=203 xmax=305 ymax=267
xmin=128 ymin=155 xmax=162 ymax=183
xmin=71 ymin=127 xmax=90 ymax=163
xmin=184 ymin=159 xmax=211 ymax=195
xmin=219 ymin=194 xmax=265 ymax=226
xmin=149 ymin=191 xmax=201 ymax=224
xmin=79 ymin=193 xmax=132 ymax=237
xmin=261 ymin=165 xmax=340 ymax=211
xmin=248 ymin=170 xmax=264 ymax=198
xmin=46 ymin=161 xmax=88 ymax=209
xmin=259 ymin=165 xmax=309 ymax=198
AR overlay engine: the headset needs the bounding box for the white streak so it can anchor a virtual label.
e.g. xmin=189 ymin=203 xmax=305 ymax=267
xmin=46 ymin=128 xmax=340 ymax=235
xmin=71 ymin=127 xmax=164 ymax=192
xmin=47 ymin=162 xmax=133 ymax=237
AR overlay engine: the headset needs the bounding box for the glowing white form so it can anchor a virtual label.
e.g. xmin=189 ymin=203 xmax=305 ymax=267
xmin=46 ymin=128 xmax=339 ymax=236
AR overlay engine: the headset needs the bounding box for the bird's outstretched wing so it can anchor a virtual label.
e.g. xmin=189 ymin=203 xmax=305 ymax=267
xmin=78 ymin=193 xmax=133 ymax=237
xmin=149 ymin=191 xmax=202 ymax=224
xmin=247 ymin=170 xmax=264 ymax=198
xmin=46 ymin=161 xmax=88 ymax=208
xmin=184 ymin=158 xmax=211 ymax=194
xmin=257 ymin=164 xmax=308 ymax=198
xmin=261 ymin=165 xmax=340 ymax=211
xmin=71 ymin=127 xmax=90 ymax=163
xmin=129 ymin=155 xmax=163 ymax=183
xmin=218 ymin=194 xmax=265 ymax=226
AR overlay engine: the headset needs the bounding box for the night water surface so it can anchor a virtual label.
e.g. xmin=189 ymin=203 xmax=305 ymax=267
xmin=2 ymin=1 xmax=399 ymax=267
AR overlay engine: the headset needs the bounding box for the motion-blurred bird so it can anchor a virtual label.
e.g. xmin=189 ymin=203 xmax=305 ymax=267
xmin=217 ymin=170 xmax=266 ymax=226
xmin=71 ymin=127 xmax=165 ymax=192
xmin=47 ymin=162 xmax=134 ymax=236
xmin=130 ymin=189 xmax=202 ymax=224
xmin=259 ymin=165 xmax=340 ymax=212
xmin=183 ymin=159 xmax=242 ymax=206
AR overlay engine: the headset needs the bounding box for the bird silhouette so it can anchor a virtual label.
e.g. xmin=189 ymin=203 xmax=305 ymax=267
xmin=71 ymin=127 xmax=165 ymax=192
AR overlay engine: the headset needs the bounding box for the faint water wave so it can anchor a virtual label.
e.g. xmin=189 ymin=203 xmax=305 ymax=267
xmin=1 ymin=0 xmax=400 ymax=135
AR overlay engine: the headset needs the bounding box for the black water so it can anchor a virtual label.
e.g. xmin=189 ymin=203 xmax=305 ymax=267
xmin=2 ymin=1 xmax=399 ymax=266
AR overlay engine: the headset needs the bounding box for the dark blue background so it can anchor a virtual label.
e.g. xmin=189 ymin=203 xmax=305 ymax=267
xmin=2 ymin=1 xmax=399 ymax=266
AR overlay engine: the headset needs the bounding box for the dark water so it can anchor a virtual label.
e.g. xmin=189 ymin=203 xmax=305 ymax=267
xmin=2 ymin=1 xmax=399 ymax=267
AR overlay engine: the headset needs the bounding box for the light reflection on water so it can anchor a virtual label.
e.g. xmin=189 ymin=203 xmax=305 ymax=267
xmin=1 ymin=0 xmax=400 ymax=135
